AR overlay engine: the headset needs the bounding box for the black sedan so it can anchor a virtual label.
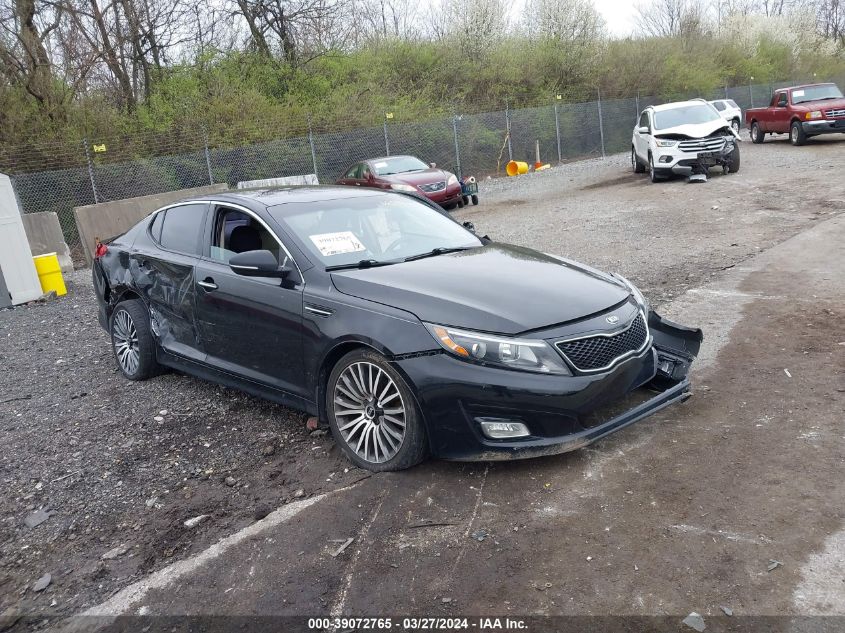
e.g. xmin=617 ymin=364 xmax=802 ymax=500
xmin=93 ymin=186 xmax=703 ymax=471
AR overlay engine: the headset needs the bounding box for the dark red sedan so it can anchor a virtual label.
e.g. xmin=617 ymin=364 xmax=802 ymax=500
xmin=336 ymin=155 xmax=464 ymax=209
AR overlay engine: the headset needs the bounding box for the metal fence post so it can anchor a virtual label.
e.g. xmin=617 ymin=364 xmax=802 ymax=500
xmin=635 ymin=91 xmax=640 ymax=118
xmin=505 ymin=101 xmax=513 ymax=161
xmin=749 ymin=84 xmax=754 ymax=109
xmin=383 ymin=116 xmax=390 ymax=156
xmin=452 ymin=115 xmax=462 ymax=180
xmin=82 ymin=138 xmax=99 ymax=204
xmin=307 ymin=114 xmax=319 ymax=181
xmin=203 ymin=131 xmax=214 ymax=185
xmin=597 ymin=89 xmax=606 ymax=159
xmin=724 ymin=85 xmax=729 ymax=99
xmin=553 ymin=102 xmax=562 ymax=163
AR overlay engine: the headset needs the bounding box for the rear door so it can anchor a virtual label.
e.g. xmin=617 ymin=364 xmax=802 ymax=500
xmin=193 ymin=203 xmax=307 ymax=400
xmin=132 ymin=202 xmax=208 ymax=362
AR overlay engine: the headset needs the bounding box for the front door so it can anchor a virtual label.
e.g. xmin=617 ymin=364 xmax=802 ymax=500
xmin=193 ymin=204 xmax=307 ymax=400
xmin=634 ymin=111 xmax=651 ymax=160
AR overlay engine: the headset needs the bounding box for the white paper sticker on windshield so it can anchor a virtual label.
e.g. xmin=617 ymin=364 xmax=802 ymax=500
xmin=374 ymin=161 xmax=388 ymax=168
xmin=310 ymin=231 xmax=366 ymax=257
xmin=792 ymin=89 xmax=805 ymax=98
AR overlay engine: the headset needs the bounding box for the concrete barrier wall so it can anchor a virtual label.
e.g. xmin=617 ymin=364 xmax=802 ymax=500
xmin=22 ymin=212 xmax=74 ymax=274
xmin=74 ymin=184 xmax=228 ymax=266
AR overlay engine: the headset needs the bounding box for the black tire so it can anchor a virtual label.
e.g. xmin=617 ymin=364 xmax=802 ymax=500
xmin=462 ymin=196 xmax=469 ymax=207
xmin=326 ymin=349 xmax=428 ymax=472
xmin=790 ymin=120 xmax=807 ymax=146
xmin=726 ymin=144 xmax=740 ymax=173
xmin=456 ymin=198 xmax=465 ymax=209
xmin=632 ymin=146 xmax=645 ymax=173
xmin=648 ymin=153 xmax=663 ymax=183
xmin=471 ymin=194 xmax=479 ymax=205
xmin=109 ymin=299 xmax=160 ymax=381
xmin=750 ymin=121 xmax=764 ymax=144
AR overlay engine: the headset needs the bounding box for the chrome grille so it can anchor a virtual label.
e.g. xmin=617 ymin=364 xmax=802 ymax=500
xmin=677 ymin=137 xmax=726 ymax=153
xmin=825 ymin=108 xmax=845 ymax=118
xmin=418 ymin=181 xmax=446 ymax=193
xmin=556 ymin=313 xmax=649 ymax=373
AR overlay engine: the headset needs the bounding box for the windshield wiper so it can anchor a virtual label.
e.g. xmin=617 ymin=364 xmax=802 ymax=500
xmin=404 ymin=247 xmax=472 ymax=262
xmin=325 ymin=259 xmax=394 ymax=271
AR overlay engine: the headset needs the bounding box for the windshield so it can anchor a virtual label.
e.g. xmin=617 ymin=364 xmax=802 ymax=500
xmin=653 ymin=104 xmax=721 ymax=130
xmin=791 ymin=84 xmax=843 ymax=104
xmin=371 ymin=156 xmax=429 ymax=176
xmin=270 ymin=194 xmax=482 ymax=268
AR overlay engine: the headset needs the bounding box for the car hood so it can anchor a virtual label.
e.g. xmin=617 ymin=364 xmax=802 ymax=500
xmin=654 ymin=119 xmax=735 ymax=139
xmin=381 ymin=168 xmax=452 ymax=186
xmin=795 ymin=97 xmax=845 ymax=111
xmin=329 ymin=243 xmax=631 ymax=335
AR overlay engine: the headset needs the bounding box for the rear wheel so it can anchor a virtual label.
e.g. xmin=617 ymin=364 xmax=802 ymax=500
xmin=110 ymin=299 xmax=160 ymax=381
xmin=790 ymin=120 xmax=807 ymax=146
xmin=471 ymin=194 xmax=479 ymax=205
xmin=327 ymin=349 xmax=427 ymax=472
xmin=750 ymin=121 xmax=764 ymax=144
xmin=731 ymin=119 xmax=740 ymax=133
xmin=632 ymin=146 xmax=645 ymax=173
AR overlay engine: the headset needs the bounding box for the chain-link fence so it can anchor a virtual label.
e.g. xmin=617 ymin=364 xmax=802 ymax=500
xmin=5 ymin=75 xmax=843 ymax=267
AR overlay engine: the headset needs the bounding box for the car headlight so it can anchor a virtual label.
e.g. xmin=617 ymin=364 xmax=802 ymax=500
xmin=424 ymin=323 xmax=571 ymax=375
xmin=390 ymin=183 xmax=417 ymax=192
xmin=655 ymin=139 xmax=677 ymax=147
xmin=447 ymin=174 xmax=458 ymax=185
xmin=805 ymin=111 xmax=822 ymax=120
xmin=612 ymin=273 xmax=648 ymax=309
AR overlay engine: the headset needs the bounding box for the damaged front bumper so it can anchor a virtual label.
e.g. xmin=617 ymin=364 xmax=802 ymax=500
xmin=652 ymin=136 xmax=738 ymax=177
xmin=394 ymin=310 xmax=703 ymax=461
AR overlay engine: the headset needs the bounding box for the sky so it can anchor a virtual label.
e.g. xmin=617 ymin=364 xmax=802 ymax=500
xmin=591 ymin=0 xmax=639 ymax=37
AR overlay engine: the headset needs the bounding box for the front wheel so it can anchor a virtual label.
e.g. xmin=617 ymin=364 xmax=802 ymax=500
xmin=110 ymin=299 xmax=160 ymax=381
xmin=750 ymin=121 xmax=764 ymax=144
xmin=648 ymin=154 xmax=663 ymax=183
xmin=327 ymin=349 xmax=428 ymax=471
xmin=725 ymin=144 xmax=740 ymax=173
xmin=632 ymin=146 xmax=645 ymax=173
xmin=790 ymin=120 xmax=807 ymax=146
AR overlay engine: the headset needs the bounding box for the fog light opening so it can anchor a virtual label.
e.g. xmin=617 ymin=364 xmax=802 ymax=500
xmin=659 ymin=155 xmax=672 ymax=163
xmin=478 ymin=418 xmax=530 ymax=439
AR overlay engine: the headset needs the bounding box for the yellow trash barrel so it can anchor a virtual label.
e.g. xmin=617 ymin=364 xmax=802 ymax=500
xmin=506 ymin=160 xmax=529 ymax=176
xmin=32 ymin=253 xmax=67 ymax=297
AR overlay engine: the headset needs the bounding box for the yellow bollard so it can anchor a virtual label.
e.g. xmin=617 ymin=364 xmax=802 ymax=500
xmin=32 ymin=253 xmax=67 ymax=297
xmin=506 ymin=160 xmax=529 ymax=176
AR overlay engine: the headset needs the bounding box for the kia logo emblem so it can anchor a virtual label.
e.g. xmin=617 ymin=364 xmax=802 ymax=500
xmin=606 ymin=315 xmax=619 ymax=324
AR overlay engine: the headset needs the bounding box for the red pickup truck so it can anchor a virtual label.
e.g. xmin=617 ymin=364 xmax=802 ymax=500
xmin=745 ymin=82 xmax=845 ymax=146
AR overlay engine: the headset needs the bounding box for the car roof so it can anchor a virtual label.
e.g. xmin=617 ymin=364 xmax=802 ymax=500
xmin=782 ymin=82 xmax=837 ymax=91
xmin=365 ymin=155 xmax=418 ymax=163
xmin=195 ymin=185 xmax=387 ymax=210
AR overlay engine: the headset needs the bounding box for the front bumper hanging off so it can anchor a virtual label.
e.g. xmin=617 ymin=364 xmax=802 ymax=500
xmin=395 ymin=310 xmax=703 ymax=461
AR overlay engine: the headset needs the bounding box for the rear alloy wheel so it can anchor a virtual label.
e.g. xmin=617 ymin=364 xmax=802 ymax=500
xmin=632 ymin=146 xmax=645 ymax=173
xmin=790 ymin=120 xmax=807 ymax=146
xmin=110 ymin=299 xmax=160 ymax=381
xmin=750 ymin=122 xmax=764 ymax=144
xmin=327 ymin=349 xmax=427 ymax=471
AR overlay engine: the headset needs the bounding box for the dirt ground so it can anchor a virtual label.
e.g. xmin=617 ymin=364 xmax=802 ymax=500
xmin=1 ymin=134 xmax=844 ymax=630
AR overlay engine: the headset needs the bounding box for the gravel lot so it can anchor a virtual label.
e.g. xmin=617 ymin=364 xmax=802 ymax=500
xmin=1 ymin=134 xmax=844 ymax=625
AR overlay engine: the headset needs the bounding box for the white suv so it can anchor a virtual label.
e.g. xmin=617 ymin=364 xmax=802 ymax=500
xmin=632 ymin=100 xmax=741 ymax=183
xmin=709 ymin=99 xmax=743 ymax=132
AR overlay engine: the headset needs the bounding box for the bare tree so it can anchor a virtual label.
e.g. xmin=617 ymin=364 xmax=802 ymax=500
xmin=0 ymin=0 xmax=59 ymax=111
xmin=429 ymin=0 xmax=509 ymax=57
xmin=817 ymin=0 xmax=845 ymax=44
xmin=522 ymin=0 xmax=603 ymax=41
xmin=635 ymin=0 xmax=709 ymax=38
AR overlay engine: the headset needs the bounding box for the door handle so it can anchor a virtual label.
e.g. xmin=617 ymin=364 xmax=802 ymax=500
xmin=198 ymin=278 xmax=218 ymax=291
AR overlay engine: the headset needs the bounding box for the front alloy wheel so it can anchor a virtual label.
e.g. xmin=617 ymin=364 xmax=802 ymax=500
xmin=327 ymin=350 xmax=427 ymax=471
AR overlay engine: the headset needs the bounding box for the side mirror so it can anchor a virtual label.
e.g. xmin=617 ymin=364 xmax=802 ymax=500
xmin=462 ymin=221 xmax=476 ymax=232
xmin=229 ymin=250 xmax=290 ymax=278
xmin=366 ymin=171 xmax=375 ymax=183
xmin=637 ymin=126 xmax=650 ymax=135
xmin=429 ymin=162 xmax=437 ymax=168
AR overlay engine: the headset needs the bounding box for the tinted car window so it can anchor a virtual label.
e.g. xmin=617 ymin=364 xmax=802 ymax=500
xmin=638 ymin=112 xmax=649 ymax=129
xmin=712 ymin=101 xmax=726 ymax=111
xmin=209 ymin=207 xmax=282 ymax=263
xmin=158 ymin=204 xmax=206 ymax=255
xmin=149 ymin=211 xmax=164 ymax=242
